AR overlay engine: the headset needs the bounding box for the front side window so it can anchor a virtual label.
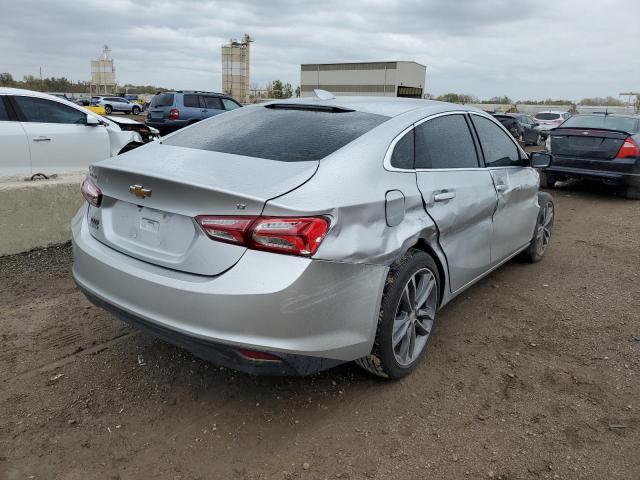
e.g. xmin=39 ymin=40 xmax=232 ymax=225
xmin=202 ymin=96 xmax=223 ymax=110
xmin=13 ymin=96 xmax=86 ymax=124
xmin=222 ymin=98 xmax=241 ymax=110
xmin=415 ymin=114 xmax=479 ymax=169
xmin=390 ymin=129 xmax=414 ymax=169
xmin=472 ymin=115 xmax=524 ymax=167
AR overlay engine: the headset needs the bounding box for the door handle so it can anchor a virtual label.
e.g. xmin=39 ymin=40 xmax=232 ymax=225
xmin=434 ymin=190 xmax=456 ymax=202
xmin=495 ymin=184 xmax=508 ymax=192
xmin=33 ymin=137 xmax=51 ymax=142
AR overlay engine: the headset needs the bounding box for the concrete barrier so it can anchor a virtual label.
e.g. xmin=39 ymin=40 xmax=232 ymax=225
xmin=0 ymin=174 xmax=84 ymax=256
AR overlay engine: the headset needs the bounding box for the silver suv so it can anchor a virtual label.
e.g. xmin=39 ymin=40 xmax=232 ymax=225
xmin=534 ymin=110 xmax=571 ymax=132
xmin=93 ymin=96 xmax=142 ymax=115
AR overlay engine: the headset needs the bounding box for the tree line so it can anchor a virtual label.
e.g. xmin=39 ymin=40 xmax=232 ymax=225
xmin=431 ymin=92 xmax=628 ymax=106
xmin=0 ymin=72 xmax=167 ymax=94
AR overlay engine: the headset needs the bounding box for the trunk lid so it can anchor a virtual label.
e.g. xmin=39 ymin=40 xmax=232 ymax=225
xmin=550 ymin=128 xmax=628 ymax=159
xmin=87 ymin=143 xmax=318 ymax=275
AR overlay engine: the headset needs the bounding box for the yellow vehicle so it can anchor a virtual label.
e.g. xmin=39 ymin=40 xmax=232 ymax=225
xmin=82 ymin=105 xmax=106 ymax=115
xmin=75 ymin=99 xmax=106 ymax=115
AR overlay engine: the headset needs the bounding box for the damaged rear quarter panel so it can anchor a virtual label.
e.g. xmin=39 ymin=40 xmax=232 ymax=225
xmin=261 ymin=113 xmax=451 ymax=296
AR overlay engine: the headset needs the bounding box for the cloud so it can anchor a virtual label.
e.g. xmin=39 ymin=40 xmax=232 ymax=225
xmin=0 ymin=0 xmax=637 ymax=100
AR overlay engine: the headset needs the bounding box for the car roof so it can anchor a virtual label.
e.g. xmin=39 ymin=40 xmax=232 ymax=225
xmin=535 ymin=110 xmax=569 ymax=114
xmin=261 ymin=96 xmax=485 ymax=118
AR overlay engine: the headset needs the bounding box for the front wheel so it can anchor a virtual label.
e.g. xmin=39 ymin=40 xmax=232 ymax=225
xmin=131 ymin=106 xmax=141 ymax=115
xmin=104 ymin=105 xmax=113 ymax=114
xmin=535 ymin=133 xmax=542 ymax=146
xmin=356 ymin=249 xmax=440 ymax=379
xmin=521 ymin=193 xmax=554 ymax=263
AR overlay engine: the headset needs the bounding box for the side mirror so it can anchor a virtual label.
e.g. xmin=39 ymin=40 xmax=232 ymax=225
xmin=530 ymin=151 xmax=552 ymax=168
xmin=85 ymin=116 xmax=102 ymax=126
xmin=532 ymin=122 xmax=539 ymax=127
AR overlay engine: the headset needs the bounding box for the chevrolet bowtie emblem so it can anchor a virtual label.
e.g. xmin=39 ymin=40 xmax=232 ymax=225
xmin=129 ymin=184 xmax=152 ymax=199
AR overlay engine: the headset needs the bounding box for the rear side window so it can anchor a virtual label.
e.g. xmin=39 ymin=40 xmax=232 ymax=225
xmin=150 ymin=93 xmax=174 ymax=108
xmin=415 ymin=115 xmax=479 ymax=169
xmin=202 ymin=96 xmax=223 ymax=110
xmin=390 ymin=129 xmax=414 ymax=169
xmin=13 ymin=96 xmax=86 ymax=124
xmin=163 ymin=105 xmax=389 ymax=162
xmin=472 ymin=115 xmax=524 ymax=167
xmin=183 ymin=94 xmax=200 ymax=108
xmin=0 ymin=97 xmax=9 ymax=120
xmin=560 ymin=115 xmax=639 ymax=133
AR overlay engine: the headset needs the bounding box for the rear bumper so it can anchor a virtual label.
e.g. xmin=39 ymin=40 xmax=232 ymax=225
xmin=71 ymin=207 xmax=387 ymax=373
xmin=544 ymin=160 xmax=640 ymax=186
xmin=145 ymin=119 xmax=188 ymax=132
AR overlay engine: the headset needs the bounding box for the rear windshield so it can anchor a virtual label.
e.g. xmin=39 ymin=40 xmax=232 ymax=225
xmin=163 ymin=105 xmax=389 ymax=161
xmin=150 ymin=93 xmax=175 ymax=108
xmin=535 ymin=113 xmax=561 ymax=120
xmin=559 ymin=115 xmax=639 ymax=133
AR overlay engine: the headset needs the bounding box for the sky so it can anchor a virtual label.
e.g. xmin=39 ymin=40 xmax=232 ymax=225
xmin=1 ymin=0 xmax=638 ymax=101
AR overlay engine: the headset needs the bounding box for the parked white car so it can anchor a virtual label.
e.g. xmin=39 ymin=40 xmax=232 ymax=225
xmin=533 ymin=111 xmax=572 ymax=132
xmin=0 ymin=88 xmax=148 ymax=178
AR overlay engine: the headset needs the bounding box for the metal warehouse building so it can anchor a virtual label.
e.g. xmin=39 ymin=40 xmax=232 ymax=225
xmin=300 ymin=61 xmax=426 ymax=98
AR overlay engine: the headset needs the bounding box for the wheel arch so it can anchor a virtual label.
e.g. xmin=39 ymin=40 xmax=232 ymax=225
xmin=410 ymin=238 xmax=448 ymax=307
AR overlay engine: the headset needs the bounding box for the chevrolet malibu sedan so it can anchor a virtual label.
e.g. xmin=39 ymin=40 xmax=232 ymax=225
xmin=72 ymin=94 xmax=554 ymax=379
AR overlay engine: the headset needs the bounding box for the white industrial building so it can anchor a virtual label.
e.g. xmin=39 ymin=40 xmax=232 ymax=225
xmin=300 ymin=61 xmax=426 ymax=98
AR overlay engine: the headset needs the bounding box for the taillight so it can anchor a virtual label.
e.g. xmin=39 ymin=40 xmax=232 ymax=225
xmin=169 ymin=108 xmax=179 ymax=120
xmin=81 ymin=176 xmax=102 ymax=207
xmin=195 ymin=215 xmax=329 ymax=256
xmin=616 ymin=138 xmax=639 ymax=159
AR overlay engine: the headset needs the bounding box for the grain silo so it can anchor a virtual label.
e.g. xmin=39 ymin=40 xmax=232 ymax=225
xmin=90 ymin=45 xmax=117 ymax=95
xmin=221 ymin=34 xmax=252 ymax=103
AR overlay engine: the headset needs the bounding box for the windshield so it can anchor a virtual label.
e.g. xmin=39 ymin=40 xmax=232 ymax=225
xmin=535 ymin=113 xmax=561 ymax=120
xmin=163 ymin=105 xmax=389 ymax=161
xmin=560 ymin=115 xmax=639 ymax=133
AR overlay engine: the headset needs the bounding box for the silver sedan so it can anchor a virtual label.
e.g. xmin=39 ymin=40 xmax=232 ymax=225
xmin=72 ymin=94 xmax=554 ymax=378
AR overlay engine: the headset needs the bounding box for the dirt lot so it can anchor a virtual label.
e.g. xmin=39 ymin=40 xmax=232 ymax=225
xmin=1 ymin=182 xmax=639 ymax=480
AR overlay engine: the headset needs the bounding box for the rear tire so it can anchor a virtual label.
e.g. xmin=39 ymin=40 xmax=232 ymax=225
xmin=356 ymin=249 xmax=440 ymax=379
xmin=521 ymin=192 xmax=554 ymax=263
xmin=131 ymin=106 xmax=141 ymax=115
xmin=539 ymin=172 xmax=557 ymax=189
xmin=104 ymin=105 xmax=113 ymax=114
xmin=625 ymin=186 xmax=640 ymax=200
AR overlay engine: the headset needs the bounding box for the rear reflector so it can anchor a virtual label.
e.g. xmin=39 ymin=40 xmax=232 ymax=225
xmin=616 ymin=138 xmax=639 ymax=159
xmin=81 ymin=176 xmax=102 ymax=207
xmin=169 ymin=108 xmax=179 ymax=120
xmin=237 ymin=348 xmax=281 ymax=362
xmin=195 ymin=215 xmax=329 ymax=257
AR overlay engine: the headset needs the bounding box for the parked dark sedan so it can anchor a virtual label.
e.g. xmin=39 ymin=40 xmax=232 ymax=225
xmin=541 ymin=113 xmax=640 ymax=199
xmin=494 ymin=113 xmax=544 ymax=146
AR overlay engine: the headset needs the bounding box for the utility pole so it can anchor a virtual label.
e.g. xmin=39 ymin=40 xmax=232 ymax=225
xmin=39 ymin=66 xmax=43 ymax=92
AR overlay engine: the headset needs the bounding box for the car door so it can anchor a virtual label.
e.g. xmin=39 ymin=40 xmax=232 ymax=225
xmin=413 ymin=113 xmax=498 ymax=293
xmin=200 ymin=96 xmax=225 ymax=119
xmin=181 ymin=94 xmax=203 ymax=122
xmin=11 ymin=95 xmax=111 ymax=176
xmin=0 ymin=95 xmax=31 ymax=177
xmin=470 ymin=113 xmax=539 ymax=265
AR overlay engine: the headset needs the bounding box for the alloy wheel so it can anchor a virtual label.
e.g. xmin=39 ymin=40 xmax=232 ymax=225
xmin=392 ymin=268 xmax=438 ymax=366
xmin=535 ymin=202 xmax=554 ymax=256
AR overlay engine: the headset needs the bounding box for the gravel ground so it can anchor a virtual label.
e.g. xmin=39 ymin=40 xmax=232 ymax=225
xmin=1 ymin=181 xmax=639 ymax=480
